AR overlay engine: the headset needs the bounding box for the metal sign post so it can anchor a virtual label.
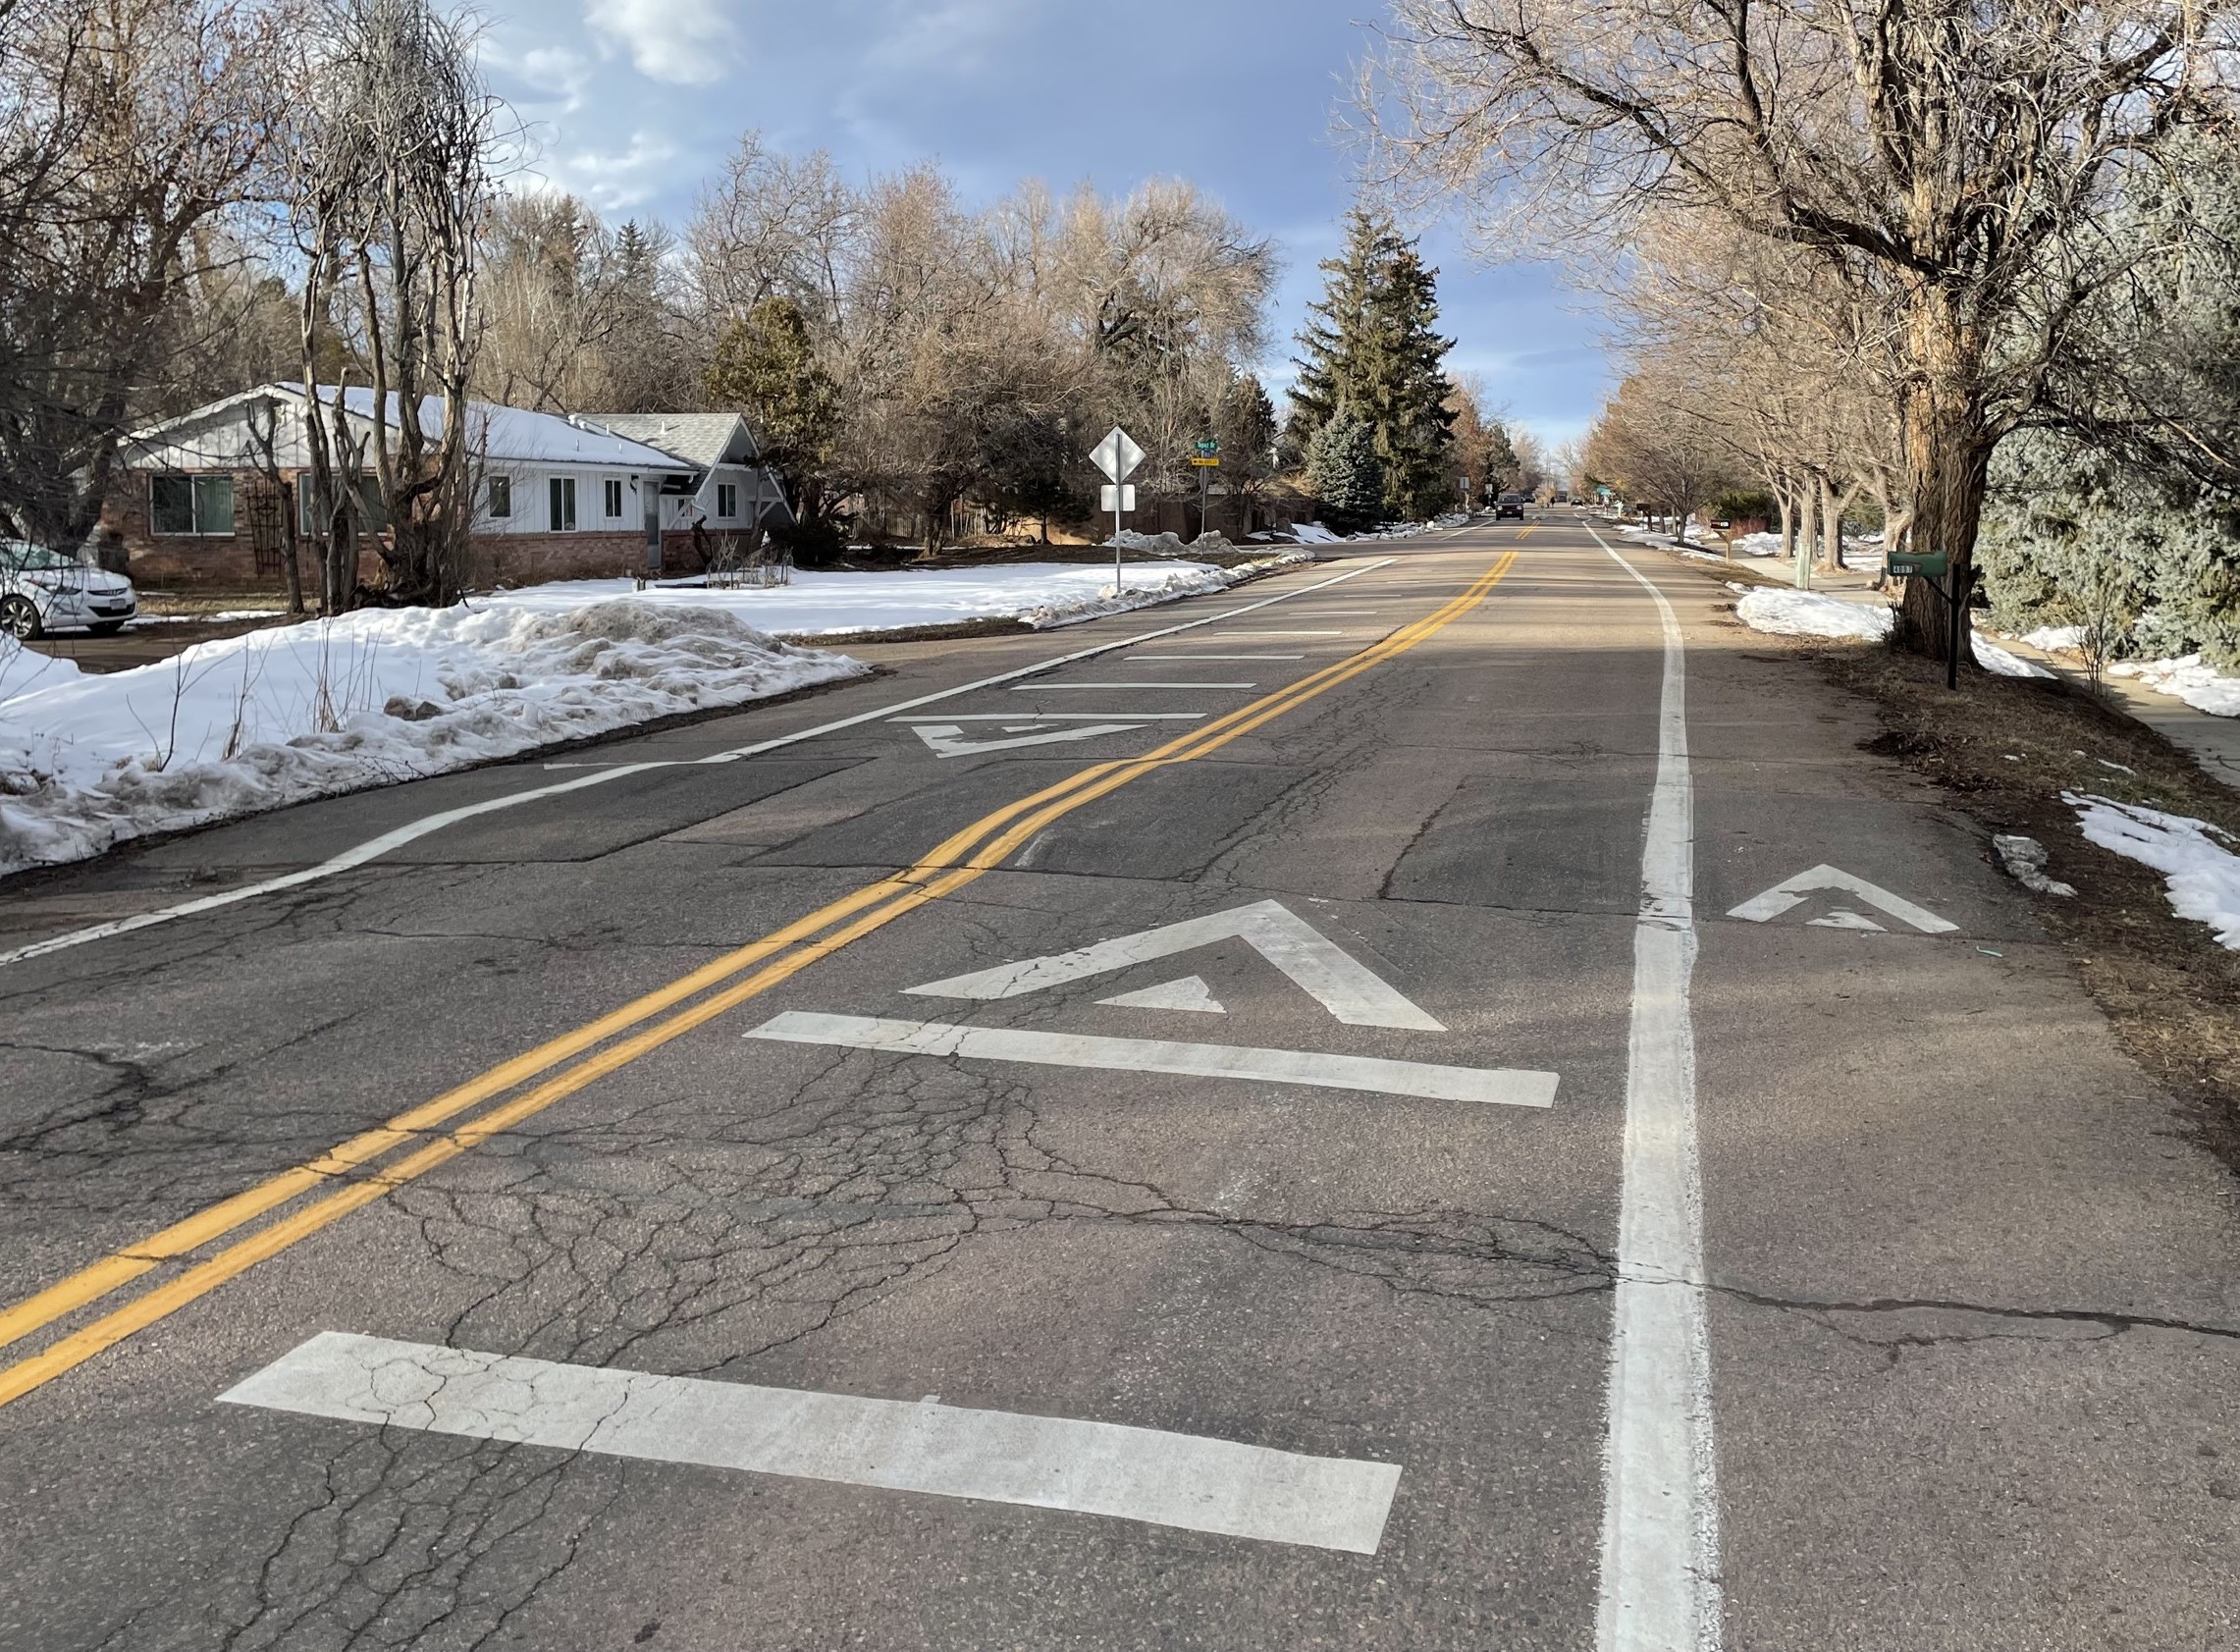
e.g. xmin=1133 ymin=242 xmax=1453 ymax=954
xmin=1091 ymin=426 xmax=1146 ymax=592
xmin=1191 ymin=438 xmax=1220 ymax=539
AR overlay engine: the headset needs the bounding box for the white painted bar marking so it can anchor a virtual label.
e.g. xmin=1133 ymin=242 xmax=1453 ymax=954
xmin=745 ymin=1011 xmax=1558 ymax=1108
xmin=222 ymin=1331 xmax=1402 ymax=1553
xmin=1590 ymin=530 xmax=1723 ymax=1652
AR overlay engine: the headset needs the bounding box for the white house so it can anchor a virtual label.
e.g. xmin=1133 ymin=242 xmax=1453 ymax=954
xmin=112 ymin=386 xmax=787 ymax=587
xmin=581 ymin=413 xmax=793 ymax=540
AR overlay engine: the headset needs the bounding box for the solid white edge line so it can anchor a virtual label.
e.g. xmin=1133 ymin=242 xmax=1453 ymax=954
xmin=1588 ymin=526 xmax=1723 ymax=1652
xmin=221 ymin=1331 xmax=1404 ymax=1554
xmin=743 ymin=1011 xmax=1559 ymax=1109
xmin=0 ymin=558 xmax=1401 ymax=969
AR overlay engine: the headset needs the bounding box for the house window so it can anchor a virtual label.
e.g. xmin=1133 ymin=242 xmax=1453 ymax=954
xmin=716 ymin=483 xmax=738 ymax=519
xmin=150 ymin=473 xmax=236 ymax=536
xmin=294 ymin=474 xmax=388 ymax=535
xmin=487 ymin=475 xmax=511 ymax=518
xmin=549 ymin=476 xmax=577 ymax=532
xmin=604 ymin=478 xmax=623 ymax=519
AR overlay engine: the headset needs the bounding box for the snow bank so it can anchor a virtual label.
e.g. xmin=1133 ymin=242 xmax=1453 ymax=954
xmin=2021 ymin=625 xmax=2087 ymax=652
xmin=1736 ymin=588 xmax=2054 ymax=675
xmin=2067 ymin=792 xmax=2240 ymax=948
xmin=488 ymin=559 xmax=1301 ymax=638
xmin=0 ymin=601 xmax=865 ymax=876
xmin=2108 ymin=654 xmax=2240 ymax=718
xmin=1729 ymin=532 xmax=1785 ymax=557
xmin=1736 ymin=588 xmax=1893 ymax=641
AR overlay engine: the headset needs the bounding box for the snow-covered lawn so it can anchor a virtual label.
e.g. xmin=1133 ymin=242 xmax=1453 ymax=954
xmin=1734 ymin=587 xmax=2053 ymax=677
xmin=0 ymin=602 xmax=865 ymax=877
xmin=485 ymin=556 xmax=1306 ymax=638
xmin=2067 ymin=792 xmax=2240 ymax=949
xmin=2108 ymin=654 xmax=2240 ymax=718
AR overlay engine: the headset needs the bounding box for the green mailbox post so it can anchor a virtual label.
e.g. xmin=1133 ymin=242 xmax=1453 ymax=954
xmin=1884 ymin=547 xmax=1969 ymax=690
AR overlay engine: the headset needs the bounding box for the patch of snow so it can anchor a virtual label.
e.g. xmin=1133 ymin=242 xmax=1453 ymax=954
xmin=1289 ymin=522 xmax=1344 ymax=544
xmin=0 ymin=601 xmax=866 ymax=877
xmin=127 ymin=609 xmax=291 ymax=627
xmin=1736 ymin=589 xmax=2056 ymax=675
xmin=1679 ymin=548 xmax=1728 ymax=562
xmin=2021 ymin=625 xmax=2086 ymax=652
xmin=1974 ymin=638 xmax=2056 ymax=679
xmin=1729 ymin=532 xmax=1785 ymax=557
xmin=1992 ymin=833 xmax=2076 ymax=897
xmin=2107 ymin=654 xmax=2240 ymax=718
xmin=0 ymin=639 xmax=82 ymax=699
xmin=487 ymin=558 xmax=1304 ymax=639
xmin=2067 ymin=792 xmax=2240 ymax=948
xmin=1736 ymin=588 xmax=1893 ymax=641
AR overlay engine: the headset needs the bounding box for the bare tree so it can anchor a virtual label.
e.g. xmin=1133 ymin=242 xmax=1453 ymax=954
xmin=0 ymin=0 xmax=293 ymax=551
xmin=1374 ymin=0 xmax=2239 ymax=665
xmin=292 ymin=0 xmax=501 ymax=610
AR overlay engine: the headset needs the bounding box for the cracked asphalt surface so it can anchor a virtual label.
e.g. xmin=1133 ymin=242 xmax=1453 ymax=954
xmin=2 ymin=517 xmax=2236 ymax=1650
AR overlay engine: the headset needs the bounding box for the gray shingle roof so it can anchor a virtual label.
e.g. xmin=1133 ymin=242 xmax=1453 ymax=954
xmin=583 ymin=413 xmax=753 ymax=469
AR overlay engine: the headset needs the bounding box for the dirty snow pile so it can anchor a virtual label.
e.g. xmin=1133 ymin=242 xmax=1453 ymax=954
xmin=489 ymin=559 xmax=1302 ymax=638
xmin=2066 ymin=792 xmax=2240 ymax=948
xmin=1729 ymin=532 xmax=1786 ymax=557
xmin=2108 ymin=654 xmax=2240 ymax=718
xmin=0 ymin=602 xmax=866 ymax=876
xmin=1734 ymin=587 xmax=2054 ymax=676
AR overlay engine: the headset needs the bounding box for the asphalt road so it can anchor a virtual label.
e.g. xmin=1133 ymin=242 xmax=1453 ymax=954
xmin=2 ymin=516 xmax=2235 ymax=1652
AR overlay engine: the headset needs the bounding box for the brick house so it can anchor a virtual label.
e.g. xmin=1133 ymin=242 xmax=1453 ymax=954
xmin=111 ymin=386 xmax=792 ymax=589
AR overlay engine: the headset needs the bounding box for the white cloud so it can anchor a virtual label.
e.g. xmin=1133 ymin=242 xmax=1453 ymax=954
xmin=520 ymin=129 xmax=683 ymax=212
xmin=584 ymin=0 xmax=738 ymax=85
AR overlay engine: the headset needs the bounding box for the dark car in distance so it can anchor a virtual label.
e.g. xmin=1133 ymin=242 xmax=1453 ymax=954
xmin=1494 ymin=493 xmax=1527 ymax=519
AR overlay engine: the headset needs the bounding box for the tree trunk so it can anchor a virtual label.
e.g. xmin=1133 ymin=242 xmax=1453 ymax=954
xmin=1893 ymin=296 xmax=1996 ymax=663
xmin=1794 ymin=482 xmax=1818 ymax=590
xmin=1775 ymin=481 xmax=1796 ymax=562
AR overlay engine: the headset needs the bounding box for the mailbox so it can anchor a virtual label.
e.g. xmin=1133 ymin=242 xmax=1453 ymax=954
xmin=1887 ymin=548 xmax=1949 ymax=580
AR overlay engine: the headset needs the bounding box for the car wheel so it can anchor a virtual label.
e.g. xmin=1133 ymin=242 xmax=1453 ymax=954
xmin=86 ymin=619 xmax=127 ymax=635
xmin=0 ymin=595 xmax=40 ymax=640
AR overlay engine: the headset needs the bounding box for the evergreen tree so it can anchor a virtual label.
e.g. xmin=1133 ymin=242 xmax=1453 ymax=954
xmin=1289 ymin=210 xmax=1460 ymax=519
xmin=1980 ymin=135 xmax=2240 ymax=667
xmin=1307 ymin=408 xmax=1386 ymax=532
xmin=706 ymin=296 xmax=844 ymax=559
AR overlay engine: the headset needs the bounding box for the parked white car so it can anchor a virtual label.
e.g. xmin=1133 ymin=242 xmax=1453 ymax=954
xmin=1 ymin=540 xmax=137 ymax=639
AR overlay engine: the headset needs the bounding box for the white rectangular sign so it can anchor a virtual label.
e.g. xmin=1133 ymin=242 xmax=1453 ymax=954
xmin=1099 ymin=483 xmax=1137 ymax=512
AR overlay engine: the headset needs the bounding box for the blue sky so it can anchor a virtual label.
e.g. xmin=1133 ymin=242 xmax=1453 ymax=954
xmin=481 ymin=0 xmax=1607 ymax=444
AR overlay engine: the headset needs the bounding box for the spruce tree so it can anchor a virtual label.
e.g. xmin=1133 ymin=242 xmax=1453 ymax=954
xmin=1289 ymin=211 xmax=1460 ymax=521
xmin=1307 ymin=408 xmax=1386 ymax=532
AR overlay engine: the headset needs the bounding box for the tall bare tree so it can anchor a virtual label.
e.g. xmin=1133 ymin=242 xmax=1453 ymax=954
xmin=292 ymin=0 xmax=501 ymax=610
xmin=1375 ymin=0 xmax=2240 ymax=663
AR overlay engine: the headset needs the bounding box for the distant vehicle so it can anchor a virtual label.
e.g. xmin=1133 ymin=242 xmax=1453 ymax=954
xmin=1552 ymin=493 xmax=1571 ymax=505
xmin=0 ymin=540 xmax=138 ymax=639
xmin=1494 ymin=493 xmax=1527 ymax=519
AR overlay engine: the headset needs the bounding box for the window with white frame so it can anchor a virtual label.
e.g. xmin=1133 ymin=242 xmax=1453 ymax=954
xmin=549 ymin=476 xmax=577 ymax=532
xmin=150 ymin=474 xmax=236 ymax=536
xmin=604 ymin=477 xmax=623 ymax=518
xmin=486 ymin=475 xmax=511 ymax=518
xmin=716 ymin=482 xmax=738 ymax=519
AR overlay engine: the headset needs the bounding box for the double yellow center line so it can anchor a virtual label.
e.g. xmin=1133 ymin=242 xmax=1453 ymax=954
xmin=0 ymin=551 xmax=1520 ymax=1410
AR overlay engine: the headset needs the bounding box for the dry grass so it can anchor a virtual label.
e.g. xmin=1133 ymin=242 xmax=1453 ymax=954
xmin=1802 ymin=639 xmax=2240 ymax=1176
